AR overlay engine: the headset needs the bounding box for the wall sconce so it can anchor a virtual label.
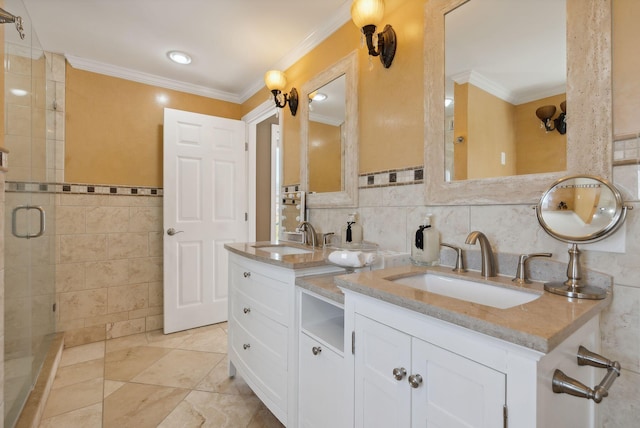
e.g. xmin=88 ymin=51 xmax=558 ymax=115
xmin=264 ymin=70 xmax=299 ymax=116
xmin=535 ymin=101 xmax=566 ymax=135
xmin=351 ymin=0 xmax=397 ymax=68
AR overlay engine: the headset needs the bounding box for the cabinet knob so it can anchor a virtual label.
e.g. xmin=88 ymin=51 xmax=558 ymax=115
xmin=243 ymin=307 xmax=251 ymax=314
xmin=408 ymin=374 xmax=423 ymax=388
xmin=392 ymin=367 xmax=407 ymax=381
xmin=312 ymin=346 xmax=322 ymax=355
xmin=243 ymin=271 xmax=251 ymax=278
xmin=243 ymin=343 xmax=251 ymax=350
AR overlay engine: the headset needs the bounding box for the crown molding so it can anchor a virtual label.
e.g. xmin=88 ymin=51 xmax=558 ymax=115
xmin=66 ymin=4 xmax=352 ymax=105
xmin=451 ymin=69 xmax=565 ymax=105
xmin=65 ymin=54 xmax=242 ymax=103
xmin=238 ymin=2 xmax=352 ymax=102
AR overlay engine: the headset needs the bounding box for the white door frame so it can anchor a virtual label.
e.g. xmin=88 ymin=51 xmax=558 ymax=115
xmin=242 ymin=100 xmax=280 ymax=241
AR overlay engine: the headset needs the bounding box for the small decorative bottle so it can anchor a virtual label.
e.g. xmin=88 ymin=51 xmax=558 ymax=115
xmin=342 ymin=213 xmax=363 ymax=244
xmin=411 ymin=214 xmax=440 ymax=266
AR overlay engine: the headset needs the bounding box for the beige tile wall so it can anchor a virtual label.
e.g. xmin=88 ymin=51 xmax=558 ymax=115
xmin=55 ymin=193 xmax=163 ymax=347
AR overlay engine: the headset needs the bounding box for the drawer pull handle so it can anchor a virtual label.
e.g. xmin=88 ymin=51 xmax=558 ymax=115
xmin=392 ymin=367 xmax=407 ymax=381
xmin=243 ymin=343 xmax=251 ymax=350
xmin=243 ymin=271 xmax=251 ymax=278
xmin=243 ymin=307 xmax=251 ymax=314
xmin=408 ymin=374 xmax=423 ymax=389
xmin=312 ymin=346 xmax=322 ymax=355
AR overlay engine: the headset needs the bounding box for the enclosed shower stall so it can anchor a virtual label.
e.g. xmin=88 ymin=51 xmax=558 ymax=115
xmin=3 ymin=0 xmax=57 ymax=426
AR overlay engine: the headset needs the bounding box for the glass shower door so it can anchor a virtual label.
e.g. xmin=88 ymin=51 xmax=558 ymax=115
xmin=3 ymin=0 xmax=56 ymax=426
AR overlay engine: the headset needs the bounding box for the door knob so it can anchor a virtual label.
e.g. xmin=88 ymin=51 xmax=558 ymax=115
xmin=312 ymin=346 xmax=322 ymax=355
xmin=167 ymin=228 xmax=184 ymax=236
xmin=243 ymin=307 xmax=251 ymax=314
xmin=243 ymin=343 xmax=251 ymax=350
xmin=408 ymin=374 xmax=423 ymax=388
xmin=392 ymin=367 xmax=407 ymax=381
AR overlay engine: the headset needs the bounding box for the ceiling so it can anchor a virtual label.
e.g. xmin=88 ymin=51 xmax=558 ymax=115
xmin=18 ymin=0 xmax=352 ymax=104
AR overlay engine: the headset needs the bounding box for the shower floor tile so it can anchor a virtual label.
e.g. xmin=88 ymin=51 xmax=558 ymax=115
xmin=37 ymin=322 xmax=284 ymax=428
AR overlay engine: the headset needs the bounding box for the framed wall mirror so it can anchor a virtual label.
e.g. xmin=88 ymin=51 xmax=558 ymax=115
xmin=425 ymin=0 xmax=612 ymax=205
xmin=445 ymin=0 xmax=566 ymax=181
xmin=300 ymin=50 xmax=358 ymax=208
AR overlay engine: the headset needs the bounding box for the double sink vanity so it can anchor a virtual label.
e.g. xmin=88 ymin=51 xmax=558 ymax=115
xmin=225 ymin=240 xmax=612 ymax=428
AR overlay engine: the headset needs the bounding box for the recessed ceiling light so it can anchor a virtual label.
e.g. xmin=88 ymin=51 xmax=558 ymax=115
xmin=312 ymin=92 xmax=327 ymax=102
xmin=167 ymin=51 xmax=192 ymax=65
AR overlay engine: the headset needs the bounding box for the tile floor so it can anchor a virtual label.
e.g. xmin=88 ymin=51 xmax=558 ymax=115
xmin=38 ymin=322 xmax=285 ymax=428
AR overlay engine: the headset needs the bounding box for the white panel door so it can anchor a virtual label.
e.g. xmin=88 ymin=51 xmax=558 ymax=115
xmin=411 ymin=338 xmax=506 ymax=428
xmin=163 ymin=108 xmax=247 ymax=333
xmin=354 ymin=315 xmax=412 ymax=428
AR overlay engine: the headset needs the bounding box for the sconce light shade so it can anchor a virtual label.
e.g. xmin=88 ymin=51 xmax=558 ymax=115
xmin=351 ymin=0 xmax=396 ymax=68
xmin=264 ymin=70 xmax=287 ymax=92
xmin=535 ymin=102 xmax=567 ymax=135
xmin=351 ymin=0 xmax=385 ymax=28
xmin=264 ymin=70 xmax=298 ymax=116
xmin=535 ymin=105 xmax=556 ymax=123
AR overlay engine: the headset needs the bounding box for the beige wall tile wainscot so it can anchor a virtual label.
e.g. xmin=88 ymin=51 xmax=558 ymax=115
xmin=55 ymin=193 xmax=164 ymax=347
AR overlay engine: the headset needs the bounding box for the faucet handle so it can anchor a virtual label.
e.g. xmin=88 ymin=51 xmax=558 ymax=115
xmin=440 ymin=243 xmax=467 ymax=273
xmin=322 ymin=232 xmax=336 ymax=247
xmin=513 ymin=253 xmax=552 ymax=284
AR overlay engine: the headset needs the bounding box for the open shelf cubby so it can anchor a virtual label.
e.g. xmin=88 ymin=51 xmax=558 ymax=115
xmin=300 ymin=291 xmax=345 ymax=354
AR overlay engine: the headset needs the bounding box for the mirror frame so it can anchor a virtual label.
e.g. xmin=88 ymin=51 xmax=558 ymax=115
xmin=300 ymin=50 xmax=359 ymax=208
xmin=425 ymin=0 xmax=612 ymax=205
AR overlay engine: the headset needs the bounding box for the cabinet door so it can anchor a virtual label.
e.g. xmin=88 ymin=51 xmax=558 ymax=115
xmin=299 ymin=333 xmax=347 ymax=428
xmin=354 ymin=315 xmax=411 ymax=428
xmin=411 ymin=338 xmax=506 ymax=428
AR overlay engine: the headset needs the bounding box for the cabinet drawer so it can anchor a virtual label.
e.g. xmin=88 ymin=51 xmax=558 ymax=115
xmin=231 ymin=262 xmax=289 ymax=324
xmin=231 ymin=291 xmax=288 ymax=369
xmin=230 ymin=319 xmax=288 ymax=411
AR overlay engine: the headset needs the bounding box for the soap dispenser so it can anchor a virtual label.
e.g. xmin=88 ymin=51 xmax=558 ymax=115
xmin=411 ymin=214 xmax=440 ymax=266
xmin=342 ymin=213 xmax=363 ymax=244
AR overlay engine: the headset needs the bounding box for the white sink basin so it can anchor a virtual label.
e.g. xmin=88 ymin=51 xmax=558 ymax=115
xmin=255 ymin=245 xmax=314 ymax=255
xmin=392 ymin=273 xmax=541 ymax=309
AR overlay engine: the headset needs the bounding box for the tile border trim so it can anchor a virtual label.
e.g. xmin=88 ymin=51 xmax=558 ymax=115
xmin=5 ymin=181 xmax=163 ymax=196
xmin=359 ymin=165 xmax=424 ymax=189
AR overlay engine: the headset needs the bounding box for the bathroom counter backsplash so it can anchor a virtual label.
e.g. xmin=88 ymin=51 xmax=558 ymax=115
xmin=336 ymin=264 xmax=611 ymax=354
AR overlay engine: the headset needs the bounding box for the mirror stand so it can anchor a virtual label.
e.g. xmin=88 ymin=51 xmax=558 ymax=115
xmin=544 ymin=243 xmax=606 ymax=299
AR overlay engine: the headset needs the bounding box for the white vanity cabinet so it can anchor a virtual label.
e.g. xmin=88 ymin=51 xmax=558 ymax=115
xmin=297 ymin=289 xmax=348 ymax=428
xmin=344 ymin=290 xmax=601 ymax=428
xmin=355 ymin=314 xmax=505 ymax=427
xmin=228 ymin=255 xmax=291 ymax=423
xmin=227 ymin=252 xmax=342 ymax=427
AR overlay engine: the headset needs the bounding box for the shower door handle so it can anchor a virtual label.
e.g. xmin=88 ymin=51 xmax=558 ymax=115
xmin=12 ymin=205 xmax=46 ymax=239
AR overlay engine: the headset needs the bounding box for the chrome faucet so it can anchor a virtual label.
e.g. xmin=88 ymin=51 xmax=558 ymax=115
xmin=297 ymin=221 xmax=318 ymax=247
xmin=465 ymin=231 xmax=496 ymax=278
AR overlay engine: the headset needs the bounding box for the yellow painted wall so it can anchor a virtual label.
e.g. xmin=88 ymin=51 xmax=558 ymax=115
xmin=280 ymin=0 xmax=425 ymax=185
xmin=466 ymin=84 xmax=517 ymax=179
xmin=308 ymin=121 xmax=342 ymax=192
xmin=65 ymin=66 xmax=242 ymax=187
xmin=613 ymin=0 xmax=640 ymax=136
xmin=515 ymin=94 xmax=566 ymax=175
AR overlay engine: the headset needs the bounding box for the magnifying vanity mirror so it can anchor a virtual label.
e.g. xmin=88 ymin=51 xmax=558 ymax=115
xmin=425 ymin=0 xmax=612 ymax=205
xmin=536 ymin=175 xmax=631 ymax=299
xmin=300 ymin=51 xmax=358 ymax=208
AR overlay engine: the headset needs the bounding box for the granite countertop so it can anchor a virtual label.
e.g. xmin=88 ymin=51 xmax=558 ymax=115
xmin=335 ymin=264 xmax=611 ymax=354
xmin=224 ymin=241 xmax=336 ymax=269
xmin=295 ymin=273 xmax=345 ymax=304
